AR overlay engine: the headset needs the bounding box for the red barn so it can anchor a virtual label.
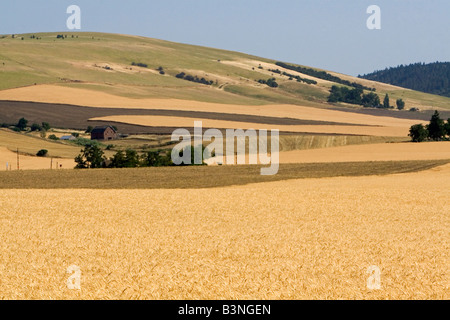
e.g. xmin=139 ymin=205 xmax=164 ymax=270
xmin=91 ymin=125 xmax=117 ymax=140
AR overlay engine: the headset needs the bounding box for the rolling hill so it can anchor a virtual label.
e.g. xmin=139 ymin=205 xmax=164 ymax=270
xmin=0 ymin=32 xmax=449 ymax=112
xmin=0 ymin=32 xmax=449 ymax=170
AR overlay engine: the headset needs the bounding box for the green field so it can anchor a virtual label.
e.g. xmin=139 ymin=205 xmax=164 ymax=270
xmin=1 ymin=32 xmax=449 ymax=111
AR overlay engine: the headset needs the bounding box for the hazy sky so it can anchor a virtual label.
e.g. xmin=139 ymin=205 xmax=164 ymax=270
xmin=1 ymin=0 xmax=449 ymax=76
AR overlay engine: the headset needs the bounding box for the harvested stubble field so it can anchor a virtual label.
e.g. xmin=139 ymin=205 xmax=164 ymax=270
xmin=0 ymin=163 xmax=448 ymax=299
xmin=0 ymin=160 xmax=448 ymax=189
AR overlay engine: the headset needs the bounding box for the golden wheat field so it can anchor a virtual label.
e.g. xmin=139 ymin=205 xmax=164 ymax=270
xmin=0 ymin=164 xmax=448 ymax=299
xmin=0 ymin=147 xmax=75 ymax=170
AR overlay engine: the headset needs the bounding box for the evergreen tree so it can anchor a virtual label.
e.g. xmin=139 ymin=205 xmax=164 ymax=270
xmin=445 ymin=119 xmax=450 ymax=137
xmin=426 ymin=110 xmax=445 ymax=141
xmin=360 ymin=62 xmax=450 ymax=98
xmin=383 ymin=94 xmax=390 ymax=108
xmin=396 ymin=99 xmax=405 ymax=110
xmin=16 ymin=117 xmax=28 ymax=131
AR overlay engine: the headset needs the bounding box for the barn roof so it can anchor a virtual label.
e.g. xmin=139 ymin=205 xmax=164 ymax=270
xmin=60 ymin=135 xmax=76 ymax=140
xmin=91 ymin=125 xmax=116 ymax=134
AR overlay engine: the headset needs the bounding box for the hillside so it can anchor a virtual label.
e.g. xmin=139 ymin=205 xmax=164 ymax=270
xmin=359 ymin=62 xmax=450 ymax=98
xmin=1 ymin=32 xmax=449 ymax=112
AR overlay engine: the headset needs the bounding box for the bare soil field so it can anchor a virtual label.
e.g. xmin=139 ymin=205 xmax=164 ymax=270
xmin=0 ymin=164 xmax=448 ymax=299
xmin=0 ymin=85 xmax=424 ymax=127
xmin=0 ymin=100 xmax=368 ymax=134
xmin=91 ymin=115 xmax=410 ymax=137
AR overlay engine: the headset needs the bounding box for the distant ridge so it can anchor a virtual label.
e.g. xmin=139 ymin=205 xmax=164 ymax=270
xmin=359 ymin=62 xmax=450 ymax=98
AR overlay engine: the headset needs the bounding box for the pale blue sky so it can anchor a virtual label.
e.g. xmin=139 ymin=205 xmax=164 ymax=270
xmin=1 ymin=0 xmax=449 ymax=76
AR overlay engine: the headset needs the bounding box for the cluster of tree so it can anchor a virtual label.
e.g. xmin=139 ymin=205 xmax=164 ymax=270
xmin=75 ymin=145 xmax=206 ymax=169
xmin=8 ymin=118 xmax=51 ymax=132
xmin=328 ymin=86 xmax=407 ymax=110
xmin=29 ymin=35 xmax=42 ymax=40
xmin=268 ymin=69 xmax=317 ymax=85
xmin=175 ymin=72 xmax=214 ymax=85
xmin=276 ymin=62 xmax=375 ymax=91
xmin=257 ymin=78 xmax=279 ymax=88
xmin=359 ymin=62 xmax=450 ymax=98
xmin=409 ymin=111 xmax=450 ymax=142
xmin=328 ymin=86 xmax=379 ymax=107
xmin=131 ymin=62 xmax=148 ymax=68
xmin=55 ymin=34 xmax=78 ymax=39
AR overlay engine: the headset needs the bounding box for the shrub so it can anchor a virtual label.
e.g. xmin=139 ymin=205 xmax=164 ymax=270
xmin=72 ymin=137 xmax=103 ymax=147
xmin=131 ymin=62 xmax=148 ymax=68
xmin=445 ymin=119 xmax=450 ymax=137
xmin=48 ymin=134 xmax=59 ymax=140
xmin=396 ymin=99 xmax=405 ymax=110
xmin=176 ymin=72 xmax=186 ymax=79
xmin=258 ymin=78 xmax=278 ymax=88
xmin=31 ymin=123 xmax=42 ymax=131
xmin=409 ymin=124 xmax=428 ymax=142
xmin=175 ymin=72 xmax=214 ymax=85
xmin=16 ymin=117 xmax=28 ymax=131
xmin=36 ymin=149 xmax=48 ymax=157
xmin=85 ymin=126 xmax=94 ymax=133
xmin=42 ymin=122 xmax=51 ymax=131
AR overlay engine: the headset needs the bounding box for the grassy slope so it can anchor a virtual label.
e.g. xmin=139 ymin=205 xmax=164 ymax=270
xmin=0 ymin=128 xmax=82 ymax=158
xmin=1 ymin=32 xmax=449 ymax=110
xmin=0 ymin=159 xmax=448 ymax=189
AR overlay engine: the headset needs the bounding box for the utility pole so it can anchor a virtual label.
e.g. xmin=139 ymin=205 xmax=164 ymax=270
xmin=17 ymin=148 xmax=19 ymax=170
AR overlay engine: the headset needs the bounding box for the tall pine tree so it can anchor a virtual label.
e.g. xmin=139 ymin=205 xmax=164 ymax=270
xmin=383 ymin=94 xmax=390 ymax=108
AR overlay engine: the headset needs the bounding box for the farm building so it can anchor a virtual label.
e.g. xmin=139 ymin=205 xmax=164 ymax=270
xmin=91 ymin=125 xmax=117 ymax=140
xmin=60 ymin=135 xmax=76 ymax=141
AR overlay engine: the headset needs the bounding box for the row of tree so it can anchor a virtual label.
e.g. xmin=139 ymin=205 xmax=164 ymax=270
xmin=257 ymin=78 xmax=279 ymax=88
xmin=276 ymin=62 xmax=375 ymax=91
xmin=268 ymin=69 xmax=317 ymax=85
xmin=1 ymin=117 xmax=51 ymax=132
xmin=175 ymin=72 xmax=214 ymax=85
xmin=74 ymin=145 xmax=205 ymax=169
xmin=409 ymin=111 xmax=450 ymax=142
xmin=131 ymin=62 xmax=148 ymax=68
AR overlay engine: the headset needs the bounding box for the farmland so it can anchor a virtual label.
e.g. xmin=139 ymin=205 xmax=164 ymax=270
xmin=0 ymin=32 xmax=449 ymax=300
xmin=0 ymin=163 xmax=448 ymax=299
